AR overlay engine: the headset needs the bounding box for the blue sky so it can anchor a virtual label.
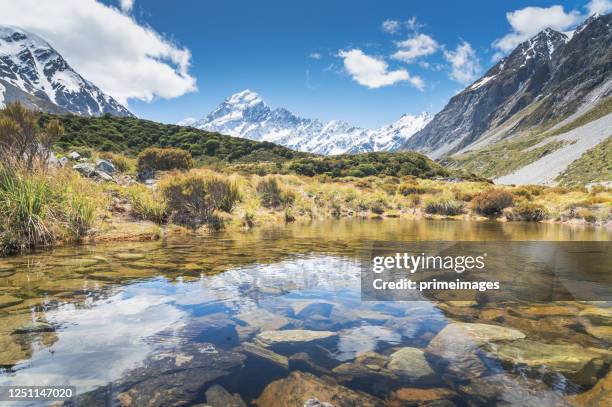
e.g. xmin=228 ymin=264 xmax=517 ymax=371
xmin=57 ymin=1 xmax=611 ymax=128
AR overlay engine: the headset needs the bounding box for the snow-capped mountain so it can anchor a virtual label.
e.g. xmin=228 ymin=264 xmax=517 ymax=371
xmin=185 ymin=90 xmax=430 ymax=155
xmin=404 ymin=13 xmax=611 ymax=159
xmin=0 ymin=26 xmax=131 ymax=116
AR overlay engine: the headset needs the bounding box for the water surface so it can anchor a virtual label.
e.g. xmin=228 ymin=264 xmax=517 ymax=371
xmin=0 ymin=220 xmax=610 ymax=406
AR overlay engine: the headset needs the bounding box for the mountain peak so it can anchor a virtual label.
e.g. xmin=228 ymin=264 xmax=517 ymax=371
xmin=184 ymin=91 xmax=429 ymax=154
xmin=226 ymin=89 xmax=264 ymax=106
xmin=0 ymin=25 xmax=131 ymax=116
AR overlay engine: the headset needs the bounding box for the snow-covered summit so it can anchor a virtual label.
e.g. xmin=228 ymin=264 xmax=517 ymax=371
xmin=0 ymin=25 xmax=131 ymax=116
xmin=185 ymin=90 xmax=430 ymax=155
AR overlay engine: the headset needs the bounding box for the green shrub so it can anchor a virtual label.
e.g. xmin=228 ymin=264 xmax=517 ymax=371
xmin=510 ymin=202 xmax=548 ymax=222
xmin=406 ymin=194 xmax=421 ymax=207
xmin=380 ymin=182 xmax=397 ymax=195
xmin=256 ymin=178 xmax=294 ymax=209
xmin=398 ymin=182 xmax=427 ymax=196
xmin=424 ymin=197 xmax=464 ymax=216
xmin=206 ymin=176 xmax=242 ymax=212
xmin=159 ymin=171 xmax=239 ymax=228
xmin=472 ymin=189 xmax=513 ymax=216
xmin=127 ymin=185 xmax=168 ymax=223
xmin=137 ymin=147 xmax=193 ymax=173
xmin=0 ymin=166 xmax=54 ymax=252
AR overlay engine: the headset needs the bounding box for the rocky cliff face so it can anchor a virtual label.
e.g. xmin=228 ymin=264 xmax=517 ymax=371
xmin=404 ymin=13 xmax=611 ymax=159
xmin=0 ymin=26 xmax=131 ymax=116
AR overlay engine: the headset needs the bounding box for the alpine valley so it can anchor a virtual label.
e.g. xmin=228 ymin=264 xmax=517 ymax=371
xmin=0 ymin=13 xmax=610 ymax=186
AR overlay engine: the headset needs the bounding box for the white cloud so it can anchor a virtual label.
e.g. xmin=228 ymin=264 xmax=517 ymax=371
xmin=309 ymin=52 xmax=322 ymax=60
xmin=586 ymin=0 xmax=612 ymax=15
xmin=392 ymin=33 xmax=439 ymax=63
xmin=444 ymin=42 xmax=481 ymax=84
xmin=0 ymin=0 xmax=196 ymax=105
xmin=338 ymin=49 xmax=423 ymax=90
xmin=405 ymin=16 xmax=423 ymax=32
xmin=381 ymin=19 xmax=401 ymax=34
xmin=119 ymin=0 xmax=134 ymax=13
xmin=493 ymin=5 xmax=581 ymax=53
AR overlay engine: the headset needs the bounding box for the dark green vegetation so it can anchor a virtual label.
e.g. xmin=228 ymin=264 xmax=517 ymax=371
xmin=556 ymin=136 xmax=612 ymax=187
xmin=45 ymin=113 xmax=305 ymax=164
xmin=43 ymin=113 xmax=476 ymax=180
xmin=137 ymin=147 xmax=194 ymax=172
xmin=287 ymin=152 xmax=451 ymax=178
xmin=472 ymin=189 xmax=514 ymax=216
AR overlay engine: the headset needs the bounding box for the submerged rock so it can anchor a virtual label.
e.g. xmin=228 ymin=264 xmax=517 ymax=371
xmin=303 ymin=399 xmax=334 ymax=407
xmin=336 ymin=326 xmax=401 ymax=361
xmin=254 ymin=371 xmax=384 ymax=407
xmin=254 ymin=330 xmax=337 ymax=348
xmin=485 ymin=340 xmax=610 ymax=386
xmin=113 ymin=252 xmax=146 ymax=260
xmin=76 ymin=343 xmax=245 ymax=407
xmin=388 ymin=387 xmax=457 ymax=407
xmin=567 ymin=370 xmax=612 ymax=407
xmin=289 ymin=352 xmax=333 ymax=377
xmin=579 ymin=306 xmax=612 ymax=326
xmin=0 ymin=294 xmax=23 ymax=308
xmin=584 ymin=325 xmax=612 ymax=342
xmin=240 ymin=342 xmax=289 ymax=370
xmin=13 ymin=321 xmax=55 ymax=334
xmin=387 ymin=347 xmax=436 ymax=381
xmin=236 ymin=308 xmax=292 ymax=331
xmin=0 ymin=335 xmax=31 ymax=367
xmin=332 ymin=351 xmax=395 ymax=384
xmin=426 ymin=322 xmax=525 ymax=379
xmin=205 ymin=384 xmax=246 ymax=407
xmin=459 ymin=373 xmax=572 ymax=406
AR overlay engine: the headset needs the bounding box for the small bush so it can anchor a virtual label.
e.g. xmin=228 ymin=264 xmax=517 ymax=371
xmin=256 ymin=177 xmax=294 ymax=209
xmin=424 ymin=197 xmax=464 ymax=216
xmin=509 ymin=202 xmax=548 ymax=222
xmin=381 ymin=183 xmax=397 ymax=195
xmin=127 ymin=185 xmax=168 ymax=223
xmin=472 ymin=189 xmax=513 ymax=216
xmin=0 ymin=166 xmax=54 ymax=252
xmin=398 ymin=182 xmax=427 ymax=196
xmin=206 ymin=177 xmax=242 ymax=212
xmin=137 ymin=148 xmax=193 ymax=173
xmin=368 ymin=197 xmax=387 ymax=214
xmin=453 ymin=189 xmax=476 ymax=202
xmin=406 ymin=194 xmax=421 ymax=207
xmin=159 ymin=171 xmax=239 ymax=228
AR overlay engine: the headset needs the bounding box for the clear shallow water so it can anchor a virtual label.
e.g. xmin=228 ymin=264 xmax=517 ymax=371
xmin=0 ymin=220 xmax=610 ymax=406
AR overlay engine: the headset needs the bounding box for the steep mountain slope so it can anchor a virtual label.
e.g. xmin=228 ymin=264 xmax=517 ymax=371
xmin=185 ymin=90 xmax=430 ymax=155
xmin=404 ymin=13 xmax=611 ymax=161
xmin=0 ymin=26 xmax=131 ymax=116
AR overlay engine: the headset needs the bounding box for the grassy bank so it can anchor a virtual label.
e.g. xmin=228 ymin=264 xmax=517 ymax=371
xmin=0 ymin=103 xmax=609 ymax=255
xmin=1 ymin=159 xmax=610 ymax=255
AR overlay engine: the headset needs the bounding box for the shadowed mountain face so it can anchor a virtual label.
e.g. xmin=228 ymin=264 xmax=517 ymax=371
xmin=404 ymin=13 xmax=612 ymax=159
xmin=0 ymin=26 xmax=131 ymax=117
